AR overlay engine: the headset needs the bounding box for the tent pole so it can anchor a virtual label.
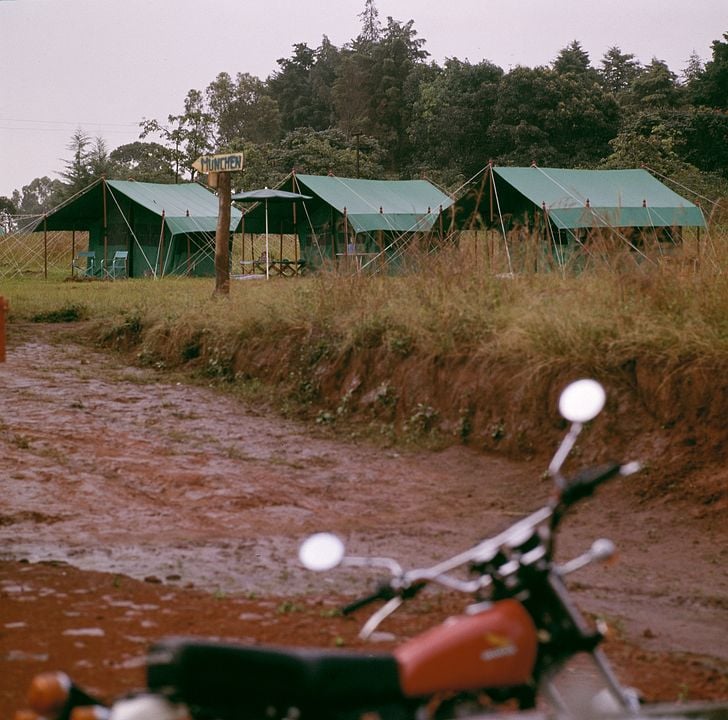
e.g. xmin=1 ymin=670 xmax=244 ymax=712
xmin=158 ymin=210 xmax=166 ymax=278
xmin=265 ymin=198 xmax=270 ymax=280
xmin=344 ymin=206 xmax=348 ymax=252
xmin=292 ymin=200 xmax=298 ymax=267
xmin=475 ymin=226 xmax=479 ymax=272
xmin=102 ymin=177 xmax=108 ymax=276
xmin=43 ymin=216 xmax=48 ymax=279
xmin=71 ymin=228 xmax=76 ymax=278
xmin=240 ymin=213 xmax=245 ymax=268
xmin=697 ymin=226 xmax=701 ymax=269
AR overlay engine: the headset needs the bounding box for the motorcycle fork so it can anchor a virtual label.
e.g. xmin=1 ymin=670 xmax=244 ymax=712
xmin=419 ymin=686 xmax=536 ymax=720
xmin=536 ymin=573 xmax=640 ymax=715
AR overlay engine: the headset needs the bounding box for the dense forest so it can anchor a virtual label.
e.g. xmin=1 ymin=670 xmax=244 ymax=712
xmin=4 ymin=0 xmax=728 ymax=219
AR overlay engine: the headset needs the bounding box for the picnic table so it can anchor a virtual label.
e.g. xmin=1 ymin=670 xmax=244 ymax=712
xmin=239 ymin=258 xmax=306 ymax=277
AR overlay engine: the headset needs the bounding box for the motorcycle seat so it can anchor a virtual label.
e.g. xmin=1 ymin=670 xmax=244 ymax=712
xmin=147 ymin=636 xmax=405 ymax=710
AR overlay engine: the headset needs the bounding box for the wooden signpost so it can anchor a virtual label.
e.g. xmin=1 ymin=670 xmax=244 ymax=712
xmin=0 ymin=296 xmax=8 ymax=363
xmin=192 ymin=152 xmax=244 ymax=296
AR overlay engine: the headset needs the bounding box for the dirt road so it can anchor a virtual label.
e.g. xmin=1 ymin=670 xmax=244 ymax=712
xmin=1 ymin=324 xmax=726 ymax=712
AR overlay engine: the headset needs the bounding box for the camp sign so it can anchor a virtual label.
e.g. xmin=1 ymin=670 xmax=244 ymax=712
xmin=193 ymin=152 xmax=244 ymax=174
xmin=193 ymin=152 xmax=244 ymax=189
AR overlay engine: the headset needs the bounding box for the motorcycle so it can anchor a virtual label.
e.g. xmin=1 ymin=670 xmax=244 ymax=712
xmin=19 ymin=379 xmax=646 ymax=720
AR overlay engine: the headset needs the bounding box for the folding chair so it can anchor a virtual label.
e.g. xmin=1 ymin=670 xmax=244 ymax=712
xmin=72 ymin=250 xmax=96 ymax=278
xmin=104 ymin=250 xmax=129 ymax=279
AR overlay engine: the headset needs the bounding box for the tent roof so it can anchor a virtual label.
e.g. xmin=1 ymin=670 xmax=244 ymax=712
xmin=492 ymin=167 xmax=706 ymax=229
xmin=237 ymin=174 xmax=453 ymax=235
xmin=36 ymin=179 xmax=241 ymax=235
xmin=294 ymin=174 xmax=453 ymax=233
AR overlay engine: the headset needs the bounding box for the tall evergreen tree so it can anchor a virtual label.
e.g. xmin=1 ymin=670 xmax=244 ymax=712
xmin=553 ymin=40 xmax=593 ymax=76
xmin=269 ymin=42 xmax=337 ymax=134
xmin=87 ymin=136 xmax=113 ymax=180
xmin=689 ymin=32 xmax=728 ymax=108
xmin=599 ymin=46 xmax=642 ymax=96
xmin=622 ymin=59 xmax=683 ymax=109
xmin=332 ymin=12 xmax=428 ymax=171
xmin=682 ymin=52 xmax=704 ymax=85
xmin=59 ymin=128 xmax=92 ymax=194
xmin=357 ymin=0 xmax=381 ymax=46
xmin=309 ymin=37 xmax=341 ymax=129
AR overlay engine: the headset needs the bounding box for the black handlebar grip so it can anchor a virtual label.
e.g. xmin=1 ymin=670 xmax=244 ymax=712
xmin=341 ymin=585 xmax=395 ymax=615
xmin=561 ymin=462 xmax=622 ymax=506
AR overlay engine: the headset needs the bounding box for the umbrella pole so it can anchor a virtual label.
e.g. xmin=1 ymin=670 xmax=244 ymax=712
xmin=265 ymin=199 xmax=270 ymax=280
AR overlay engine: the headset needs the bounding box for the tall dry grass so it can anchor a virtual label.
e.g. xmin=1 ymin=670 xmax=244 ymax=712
xmin=4 ymin=224 xmax=728 ymax=380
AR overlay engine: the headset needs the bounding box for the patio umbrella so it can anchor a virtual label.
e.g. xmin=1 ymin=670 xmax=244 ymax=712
xmin=232 ymin=188 xmax=311 ymax=279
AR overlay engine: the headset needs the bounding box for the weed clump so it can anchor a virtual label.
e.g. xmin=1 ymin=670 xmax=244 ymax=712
xmin=31 ymin=303 xmax=87 ymax=323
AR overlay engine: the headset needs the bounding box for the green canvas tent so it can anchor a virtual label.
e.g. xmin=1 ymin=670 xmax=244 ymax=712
xmin=238 ymin=174 xmax=454 ymax=270
xmin=35 ymin=179 xmax=242 ymax=278
xmin=452 ymin=166 xmax=706 ymax=234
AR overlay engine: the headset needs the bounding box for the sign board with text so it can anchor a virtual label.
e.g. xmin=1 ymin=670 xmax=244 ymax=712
xmin=192 ymin=152 xmax=244 ymax=175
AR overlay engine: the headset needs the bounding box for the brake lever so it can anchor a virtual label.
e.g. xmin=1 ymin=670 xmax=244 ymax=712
xmin=417 ymin=572 xmax=492 ymax=594
xmin=359 ymin=596 xmax=403 ymax=640
xmin=556 ymin=538 xmax=616 ymax=575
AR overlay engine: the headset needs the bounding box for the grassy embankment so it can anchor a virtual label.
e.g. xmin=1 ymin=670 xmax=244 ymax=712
xmin=3 ymin=227 xmax=728 ymax=452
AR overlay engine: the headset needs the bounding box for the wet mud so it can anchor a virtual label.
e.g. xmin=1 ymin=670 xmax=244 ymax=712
xmin=1 ymin=324 xmax=726 ymax=713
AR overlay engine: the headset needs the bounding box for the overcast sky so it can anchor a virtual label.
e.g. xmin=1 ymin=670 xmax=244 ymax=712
xmin=1 ymin=0 xmax=726 ymax=199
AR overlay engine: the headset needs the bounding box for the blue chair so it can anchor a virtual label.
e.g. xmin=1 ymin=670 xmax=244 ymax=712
xmin=104 ymin=250 xmax=129 ymax=279
xmin=72 ymin=250 xmax=96 ymax=278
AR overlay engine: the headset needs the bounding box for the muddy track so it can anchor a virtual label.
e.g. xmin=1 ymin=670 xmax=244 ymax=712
xmin=1 ymin=323 xmax=726 ymax=712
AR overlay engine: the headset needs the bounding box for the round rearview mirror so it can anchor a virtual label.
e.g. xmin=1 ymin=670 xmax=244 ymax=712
xmin=558 ymin=379 xmax=606 ymax=423
xmin=298 ymin=532 xmax=345 ymax=572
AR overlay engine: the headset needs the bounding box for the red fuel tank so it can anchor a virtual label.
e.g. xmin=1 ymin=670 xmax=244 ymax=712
xmin=393 ymin=599 xmax=538 ymax=697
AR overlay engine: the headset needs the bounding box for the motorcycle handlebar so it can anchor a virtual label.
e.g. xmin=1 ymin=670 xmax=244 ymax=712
xmin=342 ymin=460 xmax=640 ymax=622
xmin=341 ymin=585 xmax=395 ymax=615
xmin=401 ymin=462 xmax=636 ymax=584
xmin=559 ymin=462 xmax=625 ymax=507
xmin=342 ymin=580 xmax=428 ymax=615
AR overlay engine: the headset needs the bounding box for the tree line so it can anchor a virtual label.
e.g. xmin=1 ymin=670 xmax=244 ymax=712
xmin=4 ymin=0 xmax=728 ymax=219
